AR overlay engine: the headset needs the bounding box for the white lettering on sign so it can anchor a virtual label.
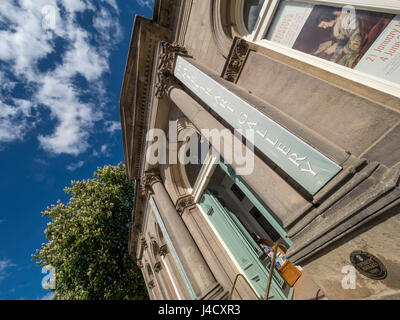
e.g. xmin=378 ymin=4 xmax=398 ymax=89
xmin=174 ymin=56 xmax=342 ymax=195
xmin=214 ymin=93 xmax=318 ymax=176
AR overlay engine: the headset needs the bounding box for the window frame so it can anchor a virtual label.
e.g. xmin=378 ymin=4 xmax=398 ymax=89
xmin=236 ymin=0 xmax=400 ymax=98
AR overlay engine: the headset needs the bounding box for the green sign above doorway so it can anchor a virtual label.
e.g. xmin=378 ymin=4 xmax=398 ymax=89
xmin=174 ymin=56 xmax=342 ymax=195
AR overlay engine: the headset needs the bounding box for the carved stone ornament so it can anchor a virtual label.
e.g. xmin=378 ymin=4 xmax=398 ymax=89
xmin=154 ymin=261 xmax=162 ymax=273
xmin=222 ymin=38 xmax=250 ymax=83
xmin=136 ymin=260 xmax=143 ymax=268
xmin=148 ymin=280 xmax=155 ymax=289
xmin=155 ymin=42 xmax=189 ymax=99
xmin=159 ymin=244 xmax=168 ymax=257
xmin=140 ymin=237 xmax=148 ymax=250
xmin=176 ymin=194 xmax=195 ymax=215
xmin=140 ymin=169 xmax=162 ymax=197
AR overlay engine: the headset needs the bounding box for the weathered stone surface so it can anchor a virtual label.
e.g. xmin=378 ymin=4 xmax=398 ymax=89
xmin=301 ymin=210 xmax=400 ymax=300
xmin=362 ymin=123 xmax=400 ymax=168
xmin=237 ymin=52 xmax=400 ymax=157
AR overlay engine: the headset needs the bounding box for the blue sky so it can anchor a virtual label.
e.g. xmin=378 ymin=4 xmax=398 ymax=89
xmin=0 ymin=0 xmax=153 ymax=300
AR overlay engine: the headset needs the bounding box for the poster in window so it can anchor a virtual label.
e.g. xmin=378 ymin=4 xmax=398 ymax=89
xmin=265 ymin=1 xmax=314 ymax=48
xmin=265 ymin=1 xmax=398 ymax=84
xmin=354 ymin=16 xmax=400 ymax=84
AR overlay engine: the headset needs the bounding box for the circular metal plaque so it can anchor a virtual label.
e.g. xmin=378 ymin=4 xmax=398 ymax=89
xmin=350 ymin=251 xmax=387 ymax=280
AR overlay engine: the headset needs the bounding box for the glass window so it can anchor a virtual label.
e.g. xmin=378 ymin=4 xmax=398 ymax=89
xmin=265 ymin=1 xmax=397 ymax=76
xmin=230 ymin=183 xmax=246 ymax=201
xmin=249 ymin=206 xmax=281 ymax=242
xmin=243 ymin=0 xmax=265 ymax=33
xmin=242 ymin=0 xmax=400 ymax=87
xmin=204 ymin=163 xmax=285 ymax=244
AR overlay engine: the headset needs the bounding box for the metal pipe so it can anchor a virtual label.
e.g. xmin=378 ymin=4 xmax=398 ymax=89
xmin=229 ymin=240 xmax=288 ymax=300
xmin=228 ymin=273 xmax=260 ymax=300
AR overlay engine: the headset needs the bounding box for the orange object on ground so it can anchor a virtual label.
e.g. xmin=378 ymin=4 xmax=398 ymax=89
xmin=253 ymin=235 xmax=302 ymax=287
xmin=279 ymin=261 xmax=302 ymax=287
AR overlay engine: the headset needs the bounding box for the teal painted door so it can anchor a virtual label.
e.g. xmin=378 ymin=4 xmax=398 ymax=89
xmin=199 ymin=190 xmax=292 ymax=300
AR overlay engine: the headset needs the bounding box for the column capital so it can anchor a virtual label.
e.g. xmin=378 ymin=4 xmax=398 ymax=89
xmin=155 ymin=74 xmax=179 ymax=99
xmin=140 ymin=169 xmax=162 ymax=197
xmin=155 ymin=42 xmax=189 ymax=98
xmin=175 ymin=194 xmax=195 ymax=216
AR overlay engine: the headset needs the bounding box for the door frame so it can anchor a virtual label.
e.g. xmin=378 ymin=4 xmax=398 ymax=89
xmin=218 ymin=159 xmax=293 ymax=246
xmin=197 ymin=159 xmax=294 ymax=300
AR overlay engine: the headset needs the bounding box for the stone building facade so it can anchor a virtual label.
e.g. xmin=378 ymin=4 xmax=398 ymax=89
xmin=120 ymin=0 xmax=400 ymax=300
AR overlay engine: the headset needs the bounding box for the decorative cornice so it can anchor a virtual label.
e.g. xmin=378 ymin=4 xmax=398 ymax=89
xmin=124 ymin=0 xmax=186 ymax=261
xmin=176 ymin=194 xmax=195 ymax=215
xmin=286 ymin=163 xmax=400 ymax=264
xmin=222 ymin=37 xmax=250 ymax=83
xmin=155 ymin=41 xmax=190 ymax=99
xmin=140 ymin=169 xmax=162 ymax=196
xmin=155 ymin=74 xmax=178 ymax=99
xmin=159 ymin=244 xmax=168 ymax=257
xmin=154 ymin=261 xmax=162 ymax=273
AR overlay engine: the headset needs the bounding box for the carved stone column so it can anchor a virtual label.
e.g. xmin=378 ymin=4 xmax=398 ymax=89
xmin=152 ymin=260 xmax=174 ymax=299
xmin=141 ymin=169 xmax=218 ymax=298
xmin=165 ymin=80 xmax=312 ymax=225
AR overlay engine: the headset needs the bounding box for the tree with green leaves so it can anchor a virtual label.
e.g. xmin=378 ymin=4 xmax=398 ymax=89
xmin=34 ymin=163 xmax=148 ymax=300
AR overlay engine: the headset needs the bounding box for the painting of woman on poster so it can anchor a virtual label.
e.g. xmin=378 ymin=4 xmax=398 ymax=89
xmin=292 ymin=5 xmax=394 ymax=68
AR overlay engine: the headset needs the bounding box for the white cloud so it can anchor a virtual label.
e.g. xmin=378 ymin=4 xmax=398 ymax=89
xmin=136 ymin=0 xmax=154 ymax=10
xmin=34 ymin=158 xmax=48 ymax=165
xmin=67 ymin=160 xmax=85 ymax=171
xmin=93 ymin=7 xmax=122 ymax=45
xmin=41 ymin=291 xmax=56 ymax=300
xmin=0 ymin=0 xmax=122 ymax=155
xmin=105 ymin=120 xmax=121 ymax=133
xmin=101 ymin=0 xmax=119 ymax=12
xmin=92 ymin=143 xmax=110 ymax=157
xmin=0 ymin=100 xmax=32 ymax=143
xmin=0 ymin=258 xmax=16 ymax=281
xmin=61 ymin=0 xmax=87 ymax=13
xmin=101 ymin=144 xmax=108 ymax=153
xmin=100 ymin=144 xmax=110 ymax=157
